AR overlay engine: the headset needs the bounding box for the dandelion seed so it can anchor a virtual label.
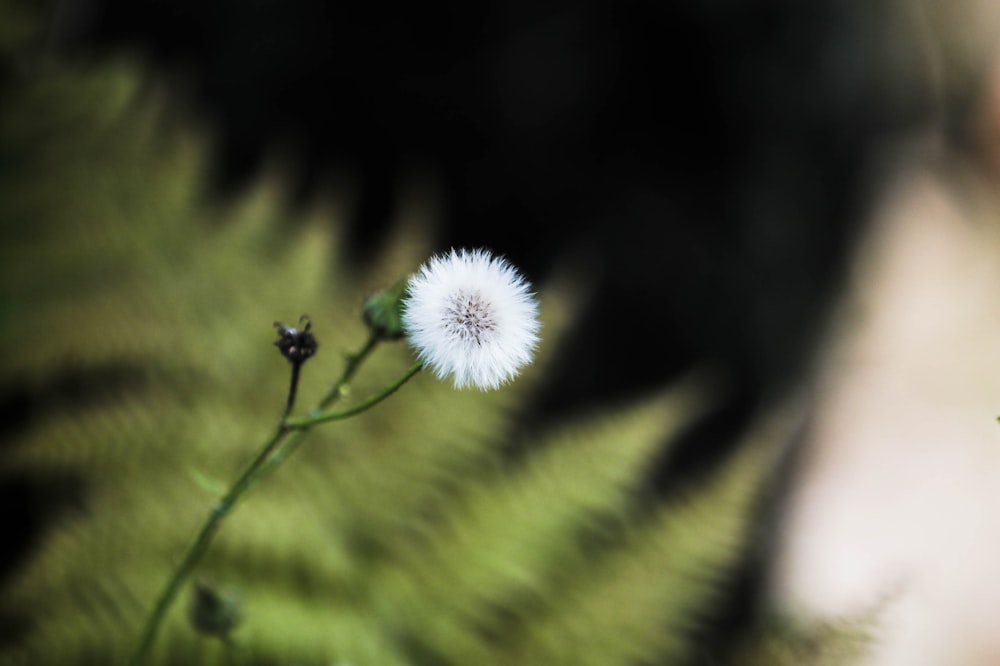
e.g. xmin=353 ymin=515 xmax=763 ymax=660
xmin=402 ymin=248 xmax=541 ymax=390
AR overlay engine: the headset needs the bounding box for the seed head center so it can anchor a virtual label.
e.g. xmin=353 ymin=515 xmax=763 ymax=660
xmin=445 ymin=289 xmax=497 ymax=345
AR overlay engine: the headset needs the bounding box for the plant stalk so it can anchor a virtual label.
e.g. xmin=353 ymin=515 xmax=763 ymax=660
xmin=284 ymin=362 xmax=423 ymax=429
xmin=129 ymin=333 xmax=389 ymax=665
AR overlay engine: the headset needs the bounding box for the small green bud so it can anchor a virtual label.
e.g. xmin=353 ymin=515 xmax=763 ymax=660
xmin=189 ymin=579 xmax=241 ymax=638
xmin=362 ymin=278 xmax=408 ymax=340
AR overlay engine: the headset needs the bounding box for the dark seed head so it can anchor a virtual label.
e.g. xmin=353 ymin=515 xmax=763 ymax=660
xmin=274 ymin=315 xmax=318 ymax=364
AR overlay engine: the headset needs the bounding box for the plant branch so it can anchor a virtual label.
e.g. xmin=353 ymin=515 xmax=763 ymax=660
xmin=129 ymin=333 xmax=385 ymax=665
xmin=128 ymin=423 xmax=288 ymax=665
xmin=283 ymin=362 xmax=423 ymax=429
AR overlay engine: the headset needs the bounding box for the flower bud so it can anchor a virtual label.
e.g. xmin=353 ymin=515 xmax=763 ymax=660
xmin=189 ymin=579 xmax=242 ymax=638
xmin=362 ymin=278 xmax=408 ymax=340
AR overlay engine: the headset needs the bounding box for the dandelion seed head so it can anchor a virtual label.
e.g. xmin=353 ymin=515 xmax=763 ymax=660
xmin=402 ymin=248 xmax=541 ymax=390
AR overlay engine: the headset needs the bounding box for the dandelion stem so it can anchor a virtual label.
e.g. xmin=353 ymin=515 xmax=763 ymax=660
xmin=129 ymin=333 xmax=384 ymax=665
xmin=249 ymin=360 xmax=420 ymax=485
xmin=128 ymin=424 xmax=287 ymax=665
xmin=283 ymin=362 xmax=423 ymax=429
xmin=317 ymin=333 xmax=380 ymax=412
xmin=282 ymin=361 xmax=302 ymax=420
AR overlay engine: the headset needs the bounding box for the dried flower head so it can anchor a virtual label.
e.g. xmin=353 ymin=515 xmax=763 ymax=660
xmin=273 ymin=315 xmax=318 ymax=365
xmin=402 ymin=248 xmax=541 ymax=390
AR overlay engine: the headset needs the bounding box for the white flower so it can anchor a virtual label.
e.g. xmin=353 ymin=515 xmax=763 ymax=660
xmin=401 ymin=248 xmax=541 ymax=390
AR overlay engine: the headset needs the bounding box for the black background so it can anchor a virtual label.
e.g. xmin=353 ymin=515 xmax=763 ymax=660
xmin=50 ymin=0 xmax=930 ymax=417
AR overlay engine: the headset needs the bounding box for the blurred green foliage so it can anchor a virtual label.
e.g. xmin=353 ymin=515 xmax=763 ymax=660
xmin=0 ymin=5 xmax=871 ymax=665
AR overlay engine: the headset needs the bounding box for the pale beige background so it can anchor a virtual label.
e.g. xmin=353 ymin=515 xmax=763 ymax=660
xmin=774 ymin=3 xmax=1000 ymax=662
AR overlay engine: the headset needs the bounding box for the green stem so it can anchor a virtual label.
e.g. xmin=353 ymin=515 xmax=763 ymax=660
xmin=129 ymin=333 xmax=384 ymax=665
xmin=316 ymin=333 xmax=381 ymax=412
xmin=128 ymin=425 xmax=288 ymax=665
xmin=284 ymin=362 xmax=423 ymax=429
xmin=247 ymin=361 xmax=423 ymax=492
xmin=248 ymin=335 xmax=389 ymax=481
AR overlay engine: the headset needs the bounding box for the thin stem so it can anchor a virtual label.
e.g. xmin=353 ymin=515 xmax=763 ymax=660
xmin=129 ymin=333 xmax=384 ymax=665
xmin=315 ymin=332 xmax=381 ymax=413
xmin=129 ymin=424 xmax=288 ymax=665
xmin=245 ymin=334 xmax=385 ymax=483
xmin=250 ymin=361 xmax=422 ymax=488
xmin=282 ymin=362 xmax=302 ymax=420
xmin=284 ymin=362 xmax=423 ymax=429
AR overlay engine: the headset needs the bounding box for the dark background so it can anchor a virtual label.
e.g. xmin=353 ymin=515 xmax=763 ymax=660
xmin=49 ymin=0 xmax=931 ymax=417
xmin=31 ymin=0 xmax=938 ymax=659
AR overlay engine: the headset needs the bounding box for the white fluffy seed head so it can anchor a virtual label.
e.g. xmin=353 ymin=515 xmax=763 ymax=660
xmin=401 ymin=248 xmax=541 ymax=390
